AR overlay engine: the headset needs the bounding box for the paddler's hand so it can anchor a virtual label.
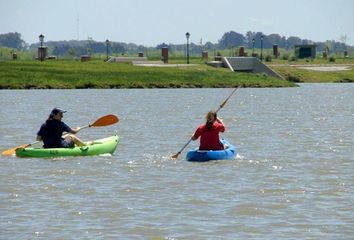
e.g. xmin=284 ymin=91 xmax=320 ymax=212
xmin=71 ymin=127 xmax=81 ymax=134
xmin=216 ymin=117 xmax=223 ymax=123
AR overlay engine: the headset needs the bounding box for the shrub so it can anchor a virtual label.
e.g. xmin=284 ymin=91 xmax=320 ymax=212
xmin=282 ymin=54 xmax=289 ymax=60
xmin=289 ymin=56 xmax=297 ymax=61
xmin=265 ymin=55 xmax=272 ymax=62
xmin=287 ymin=75 xmax=303 ymax=83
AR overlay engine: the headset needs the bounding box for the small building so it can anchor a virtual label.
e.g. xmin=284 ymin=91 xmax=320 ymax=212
xmin=294 ymin=44 xmax=316 ymax=59
xmin=161 ymin=47 xmax=168 ymax=63
xmin=11 ymin=51 xmax=17 ymax=60
xmin=81 ymin=55 xmax=91 ymax=62
xmin=37 ymin=46 xmax=48 ymax=61
xmin=202 ymin=51 xmax=208 ymax=61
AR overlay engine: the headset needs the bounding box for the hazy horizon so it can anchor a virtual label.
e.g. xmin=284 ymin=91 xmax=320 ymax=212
xmin=1 ymin=0 xmax=353 ymax=46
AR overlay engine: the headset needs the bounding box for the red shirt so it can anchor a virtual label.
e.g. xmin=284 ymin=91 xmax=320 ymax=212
xmin=192 ymin=122 xmax=225 ymax=150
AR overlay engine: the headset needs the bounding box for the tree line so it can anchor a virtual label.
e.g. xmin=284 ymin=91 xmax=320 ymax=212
xmin=0 ymin=31 xmax=351 ymax=57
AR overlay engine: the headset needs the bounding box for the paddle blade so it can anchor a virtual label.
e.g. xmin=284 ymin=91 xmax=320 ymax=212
xmin=171 ymin=138 xmax=193 ymax=160
xmin=170 ymin=152 xmax=181 ymax=160
xmin=90 ymin=114 xmax=119 ymax=127
xmin=2 ymin=143 xmax=30 ymax=156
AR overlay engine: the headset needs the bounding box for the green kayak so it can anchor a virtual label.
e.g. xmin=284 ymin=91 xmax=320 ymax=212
xmin=15 ymin=135 xmax=119 ymax=158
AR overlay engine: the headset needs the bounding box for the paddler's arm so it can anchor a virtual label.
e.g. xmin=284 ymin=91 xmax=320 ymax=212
xmin=191 ymin=127 xmax=201 ymax=141
xmin=216 ymin=117 xmax=225 ymax=132
xmin=61 ymin=127 xmax=80 ymax=139
xmin=216 ymin=117 xmax=224 ymax=124
xmin=70 ymin=127 xmax=81 ymax=134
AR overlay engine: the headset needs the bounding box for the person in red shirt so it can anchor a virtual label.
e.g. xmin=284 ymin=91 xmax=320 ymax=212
xmin=191 ymin=111 xmax=225 ymax=150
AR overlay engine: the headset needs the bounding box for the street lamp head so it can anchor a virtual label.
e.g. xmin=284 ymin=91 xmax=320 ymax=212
xmin=39 ymin=34 xmax=44 ymax=42
xmin=252 ymin=38 xmax=255 ymax=43
xmin=260 ymin=35 xmax=264 ymax=41
xmin=106 ymin=39 xmax=109 ymax=44
xmin=185 ymin=32 xmax=190 ymax=39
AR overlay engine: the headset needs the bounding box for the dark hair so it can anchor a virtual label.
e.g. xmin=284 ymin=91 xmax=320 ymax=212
xmin=205 ymin=111 xmax=217 ymax=131
xmin=47 ymin=113 xmax=54 ymax=121
xmin=47 ymin=108 xmax=66 ymax=121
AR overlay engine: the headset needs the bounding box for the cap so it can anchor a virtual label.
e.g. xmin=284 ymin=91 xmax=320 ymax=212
xmin=51 ymin=108 xmax=67 ymax=115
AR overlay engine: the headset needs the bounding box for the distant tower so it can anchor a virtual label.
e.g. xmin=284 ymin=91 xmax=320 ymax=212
xmin=77 ymin=14 xmax=80 ymax=40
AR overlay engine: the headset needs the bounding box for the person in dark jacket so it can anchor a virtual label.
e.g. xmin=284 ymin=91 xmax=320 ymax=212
xmin=37 ymin=108 xmax=86 ymax=148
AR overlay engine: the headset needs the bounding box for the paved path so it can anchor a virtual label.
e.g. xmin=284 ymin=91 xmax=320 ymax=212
xmin=133 ymin=62 xmax=198 ymax=67
xmin=268 ymin=64 xmax=353 ymax=72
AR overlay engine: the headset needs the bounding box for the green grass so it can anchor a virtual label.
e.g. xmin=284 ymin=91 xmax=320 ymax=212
xmin=0 ymin=60 xmax=296 ymax=89
xmin=270 ymin=65 xmax=354 ymax=83
xmin=267 ymin=57 xmax=354 ymax=65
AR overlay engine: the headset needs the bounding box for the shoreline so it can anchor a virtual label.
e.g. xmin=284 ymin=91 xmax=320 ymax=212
xmin=0 ymin=60 xmax=296 ymax=89
xmin=1 ymin=60 xmax=353 ymax=89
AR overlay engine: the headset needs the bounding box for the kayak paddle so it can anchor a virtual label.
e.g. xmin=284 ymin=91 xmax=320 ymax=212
xmin=2 ymin=114 xmax=119 ymax=156
xmin=170 ymin=88 xmax=239 ymax=159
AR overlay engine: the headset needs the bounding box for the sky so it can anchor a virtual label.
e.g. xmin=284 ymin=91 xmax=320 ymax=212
xmin=1 ymin=0 xmax=353 ymax=46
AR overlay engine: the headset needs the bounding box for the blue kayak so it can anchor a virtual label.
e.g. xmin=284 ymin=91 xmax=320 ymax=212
xmin=186 ymin=139 xmax=236 ymax=162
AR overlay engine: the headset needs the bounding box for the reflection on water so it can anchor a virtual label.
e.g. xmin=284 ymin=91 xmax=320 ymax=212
xmin=0 ymin=84 xmax=353 ymax=239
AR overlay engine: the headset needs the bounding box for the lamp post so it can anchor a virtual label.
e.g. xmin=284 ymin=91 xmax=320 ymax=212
xmin=39 ymin=34 xmax=44 ymax=61
xmin=105 ymin=39 xmax=109 ymax=61
xmin=252 ymin=38 xmax=255 ymax=56
xmin=260 ymin=35 xmax=264 ymax=61
xmin=185 ymin=32 xmax=190 ymax=64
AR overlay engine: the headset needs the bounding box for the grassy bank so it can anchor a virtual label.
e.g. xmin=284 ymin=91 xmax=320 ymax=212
xmin=0 ymin=60 xmax=296 ymax=89
xmin=263 ymin=57 xmax=354 ymax=83
xmin=270 ymin=65 xmax=354 ymax=83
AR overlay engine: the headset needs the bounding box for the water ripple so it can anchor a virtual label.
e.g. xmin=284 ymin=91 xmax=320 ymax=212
xmin=1 ymin=85 xmax=354 ymax=239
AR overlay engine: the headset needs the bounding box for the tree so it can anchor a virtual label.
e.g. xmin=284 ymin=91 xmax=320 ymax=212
xmin=339 ymin=35 xmax=347 ymax=45
xmin=110 ymin=42 xmax=126 ymax=54
xmin=253 ymin=32 xmax=265 ymax=48
xmin=156 ymin=43 xmax=169 ymax=49
xmin=245 ymin=31 xmax=256 ymax=48
xmin=204 ymin=41 xmax=217 ymax=51
xmin=286 ymin=36 xmax=302 ymax=49
xmin=218 ymin=31 xmax=246 ymax=49
xmin=0 ymin=32 xmax=26 ymax=50
xmin=68 ymin=48 xmax=76 ymax=59
xmin=267 ymin=34 xmax=282 ymax=46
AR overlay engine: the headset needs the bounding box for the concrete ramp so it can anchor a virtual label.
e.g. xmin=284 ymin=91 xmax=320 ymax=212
xmin=220 ymin=57 xmax=283 ymax=79
xmin=221 ymin=57 xmax=234 ymax=72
